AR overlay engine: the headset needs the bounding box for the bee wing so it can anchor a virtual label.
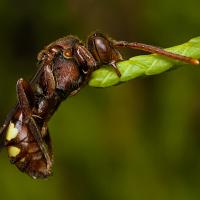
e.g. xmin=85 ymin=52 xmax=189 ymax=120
xmin=0 ymin=104 xmax=18 ymax=149
xmin=25 ymin=127 xmax=53 ymax=179
xmin=44 ymin=128 xmax=53 ymax=162
xmin=0 ymin=124 xmax=6 ymax=149
xmin=28 ymin=118 xmax=53 ymax=169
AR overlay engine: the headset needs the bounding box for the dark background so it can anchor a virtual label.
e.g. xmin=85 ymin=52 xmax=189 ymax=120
xmin=1 ymin=0 xmax=200 ymax=200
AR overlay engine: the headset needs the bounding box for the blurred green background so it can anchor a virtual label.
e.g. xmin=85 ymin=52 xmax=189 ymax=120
xmin=0 ymin=0 xmax=200 ymax=200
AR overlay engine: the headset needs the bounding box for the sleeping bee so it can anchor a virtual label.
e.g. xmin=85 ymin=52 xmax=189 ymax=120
xmin=0 ymin=32 xmax=198 ymax=179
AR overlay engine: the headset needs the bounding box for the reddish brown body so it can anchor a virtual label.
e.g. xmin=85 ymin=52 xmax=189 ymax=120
xmin=0 ymin=32 xmax=198 ymax=179
xmin=5 ymin=110 xmax=52 ymax=178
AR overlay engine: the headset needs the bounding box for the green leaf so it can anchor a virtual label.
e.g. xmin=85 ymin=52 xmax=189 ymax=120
xmin=89 ymin=36 xmax=200 ymax=88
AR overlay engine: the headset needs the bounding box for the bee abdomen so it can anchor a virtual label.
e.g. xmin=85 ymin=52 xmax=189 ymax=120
xmin=5 ymin=121 xmax=52 ymax=178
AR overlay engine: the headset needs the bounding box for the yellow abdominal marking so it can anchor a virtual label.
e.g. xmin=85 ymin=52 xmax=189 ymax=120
xmin=6 ymin=122 xmax=18 ymax=141
xmin=8 ymin=146 xmax=21 ymax=157
xmin=20 ymin=157 xmax=25 ymax=162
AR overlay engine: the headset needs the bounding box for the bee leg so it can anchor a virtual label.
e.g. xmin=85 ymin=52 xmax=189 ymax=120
xmin=74 ymin=44 xmax=97 ymax=73
xmin=42 ymin=65 xmax=56 ymax=98
xmin=1 ymin=77 xmax=36 ymax=148
xmin=74 ymin=44 xmax=97 ymax=85
xmin=16 ymin=79 xmax=52 ymax=169
xmin=69 ymin=88 xmax=81 ymax=97
xmin=16 ymin=78 xmax=34 ymax=118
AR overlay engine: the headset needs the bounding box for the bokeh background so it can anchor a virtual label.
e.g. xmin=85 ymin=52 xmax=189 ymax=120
xmin=0 ymin=0 xmax=200 ymax=199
